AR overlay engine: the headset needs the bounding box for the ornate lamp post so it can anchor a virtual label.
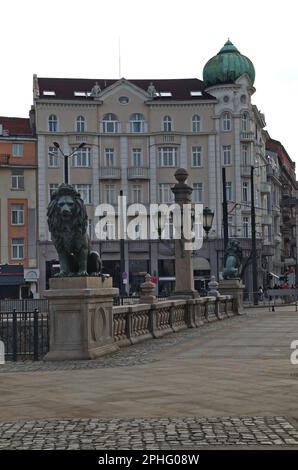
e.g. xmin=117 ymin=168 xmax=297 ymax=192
xmin=203 ymin=207 xmax=214 ymax=239
xmin=53 ymin=141 xmax=86 ymax=184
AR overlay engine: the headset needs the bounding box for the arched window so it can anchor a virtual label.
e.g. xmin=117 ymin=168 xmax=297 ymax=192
xmin=102 ymin=113 xmax=119 ymax=133
xmin=76 ymin=115 xmax=85 ymax=133
xmin=241 ymin=113 xmax=249 ymax=132
xmin=222 ymin=112 xmax=231 ymax=132
xmin=130 ymin=113 xmax=145 ymax=133
xmin=48 ymin=114 xmax=58 ymax=132
xmin=192 ymin=115 xmax=201 ymax=133
xmin=162 ymin=115 xmax=172 ymax=132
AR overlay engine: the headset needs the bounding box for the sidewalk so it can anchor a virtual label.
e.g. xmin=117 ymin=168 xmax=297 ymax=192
xmin=1 ymin=307 xmax=298 ymax=449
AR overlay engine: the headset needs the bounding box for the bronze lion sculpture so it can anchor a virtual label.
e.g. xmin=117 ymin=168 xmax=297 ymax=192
xmin=223 ymin=239 xmax=243 ymax=279
xmin=47 ymin=184 xmax=101 ymax=277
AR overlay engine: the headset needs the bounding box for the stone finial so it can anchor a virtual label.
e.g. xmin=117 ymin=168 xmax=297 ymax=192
xmin=174 ymin=168 xmax=188 ymax=184
xmin=140 ymin=273 xmax=157 ymax=304
xmin=208 ymin=276 xmax=220 ymax=298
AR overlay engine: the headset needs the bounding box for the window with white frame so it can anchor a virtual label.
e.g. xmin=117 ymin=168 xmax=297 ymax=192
xmin=74 ymin=184 xmax=92 ymax=204
xmin=192 ymin=115 xmax=201 ymax=133
xmin=11 ymin=204 xmax=24 ymax=225
xmin=48 ymin=146 xmax=59 ymax=167
xmin=104 ymin=184 xmax=116 ymax=204
xmin=49 ymin=183 xmax=59 ymax=199
xmin=132 ymin=148 xmax=142 ymax=167
xmin=192 ymin=146 xmax=202 ymax=167
xmin=12 ymin=143 xmax=23 ymax=157
xmin=158 ymin=147 xmax=177 ymax=167
xmin=241 ymin=113 xmax=249 ymax=132
xmin=48 ymin=114 xmax=58 ymax=132
xmin=225 ymin=182 xmax=232 ymax=201
xmin=159 ymin=183 xmax=174 ymax=203
xmin=223 ymin=145 xmax=232 ymax=165
xmin=130 ymin=113 xmax=145 ymax=133
xmin=222 ymin=112 xmax=231 ymax=131
xmin=12 ymin=238 xmax=24 ymax=259
xmin=243 ymin=216 xmax=250 ymax=238
xmin=131 ymin=184 xmax=142 ymax=203
xmin=102 ymin=113 xmax=119 ymax=133
xmin=241 ymin=144 xmax=249 ymax=166
xmin=72 ymin=147 xmax=91 ymax=167
xmin=76 ymin=115 xmax=85 ymax=133
xmin=104 ymin=148 xmax=115 ymax=167
xmin=242 ymin=181 xmax=249 ymax=202
xmin=162 ymin=116 xmax=172 ymax=132
xmin=11 ymin=170 xmax=24 ymax=190
xmin=228 ymin=215 xmax=234 ymax=237
xmin=193 ymin=182 xmax=203 ymax=203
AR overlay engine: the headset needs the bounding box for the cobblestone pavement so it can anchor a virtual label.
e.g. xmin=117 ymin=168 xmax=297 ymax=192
xmin=0 ymin=313 xmax=256 ymax=373
xmin=0 ymin=416 xmax=297 ymax=449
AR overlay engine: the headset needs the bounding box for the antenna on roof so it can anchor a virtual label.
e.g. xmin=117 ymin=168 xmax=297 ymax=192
xmin=118 ymin=36 xmax=121 ymax=78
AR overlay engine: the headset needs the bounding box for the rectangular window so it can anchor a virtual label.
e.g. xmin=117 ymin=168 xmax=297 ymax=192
xmin=104 ymin=184 xmax=116 ymax=205
xmin=159 ymin=147 xmax=177 ymax=167
xmin=241 ymin=144 xmax=249 ymax=166
xmin=12 ymin=143 xmax=23 ymax=157
xmin=49 ymin=183 xmax=59 ymax=200
xmin=243 ymin=216 xmax=250 ymax=238
xmin=193 ymin=182 xmax=203 ymax=203
xmin=74 ymin=184 xmax=92 ymax=204
xmin=132 ymin=148 xmax=142 ymax=167
xmin=226 ymin=182 xmax=232 ymax=201
xmin=242 ymin=182 xmax=249 ymax=202
xmin=159 ymin=183 xmax=174 ymax=203
xmin=132 ymin=184 xmax=142 ymax=203
xmin=192 ymin=146 xmax=202 ymax=167
xmin=12 ymin=238 xmax=24 ymax=259
xmin=72 ymin=147 xmax=91 ymax=167
xmin=103 ymin=121 xmax=118 ymax=133
xmin=11 ymin=204 xmax=24 ymax=225
xmin=11 ymin=170 xmax=24 ymax=190
xmin=223 ymin=145 xmax=232 ymax=165
xmin=48 ymin=146 xmax=59 ymax=167
xmin=104 ymin=148 xmax=115 ymax=167
xmin=228 ymin=216 xmax=234 ymax=237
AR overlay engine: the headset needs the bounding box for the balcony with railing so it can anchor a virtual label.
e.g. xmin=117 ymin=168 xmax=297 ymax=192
xmin=240 ymin=131 xmax=254 ymax=141
xmin=98 ymin=167 xmax=121 ymax=179
xmin=260 ymin=182 xmax=270 ymax=193
xmin=127 ymin=167 xmax=150 ymax=179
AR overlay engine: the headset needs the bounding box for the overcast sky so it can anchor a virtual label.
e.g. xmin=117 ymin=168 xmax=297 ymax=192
xmin=2 ymin=0 xmax=297 ymax=165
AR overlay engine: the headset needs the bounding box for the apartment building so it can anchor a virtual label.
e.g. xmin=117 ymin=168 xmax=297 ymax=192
xmin=0 ymin=117 xmax=38 ymax=298
xmin=32 ymin=40 xmax=295 ymax=296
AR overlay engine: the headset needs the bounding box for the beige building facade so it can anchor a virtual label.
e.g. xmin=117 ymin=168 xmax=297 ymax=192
xmin=32 ymin=41 xmax=296 ymax=297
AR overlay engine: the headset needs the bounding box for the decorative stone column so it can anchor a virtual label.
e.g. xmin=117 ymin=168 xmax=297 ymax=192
xmin=139 ymin=273 xmax=157 ymax=304
xmin=219 ymin=278 xmax=245 ymax=314
xmin=171 ymin=168 xmax=198 ymax=299
xmin=44 ymin=277 xmax=119 ymax=360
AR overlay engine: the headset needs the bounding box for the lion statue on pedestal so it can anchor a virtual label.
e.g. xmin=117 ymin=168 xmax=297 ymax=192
xmin=223 ymin=239 xmax=243 ymax=279
xmin=47 ymin=184 xmax=101 ymax=277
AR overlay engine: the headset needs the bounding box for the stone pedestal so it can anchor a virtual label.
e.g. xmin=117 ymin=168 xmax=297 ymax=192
xmin=219 ymin=279 xmax=245 ymax=314
xmin=44 ymin=277 xmax=119 ymax=360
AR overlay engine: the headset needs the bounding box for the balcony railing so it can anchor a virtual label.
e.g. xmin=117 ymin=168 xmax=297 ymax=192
xmin=260 ymin=182 xmax=270 ymax=193
xmin=240 ymin=131 xmax=254 ymax=141
xmin=127 ymin=167 xmax=150 ymax=179
xmin=98 ymin=167 xmax=121 ymax=179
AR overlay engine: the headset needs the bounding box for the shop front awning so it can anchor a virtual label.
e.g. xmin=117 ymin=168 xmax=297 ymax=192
xmin=193 ymin=257 xmax=210 ymax=271
xmin=0 ymin=265 xmax=24 ymax=285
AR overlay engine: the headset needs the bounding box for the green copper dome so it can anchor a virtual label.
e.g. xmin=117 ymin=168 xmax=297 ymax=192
xmin=203 ymin=40 xmax=255 ymax=87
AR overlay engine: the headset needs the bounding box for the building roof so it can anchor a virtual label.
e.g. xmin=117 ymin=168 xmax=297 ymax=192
xmin=0 ymin=116 xmax=33 ymax=136
xmin=36 ymin=77 xmax=216 ymax=101
xmin=203 ymin=40 xmax=255 ymax=87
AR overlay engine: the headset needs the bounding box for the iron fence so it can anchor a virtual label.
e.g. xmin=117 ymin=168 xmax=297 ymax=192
xmin=0 ymin=299 xmax=48 ymax=313
xmin=0 ymin=309 xmax=49 ymax=361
